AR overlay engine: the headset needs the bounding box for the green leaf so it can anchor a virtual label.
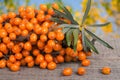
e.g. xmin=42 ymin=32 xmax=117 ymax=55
xmin=66 ymin=29 xmax=74 ymax=47
xmin=85 ymin=28 xmax=113 ymax=49
xmin=62 ymin=27 xmax=70 ymax=34
xmin=57 ymin=24 xmax=79 ymax=28
xmin=81 ymin=0 xmax=91 ymax=25
xmin=85 ymin=36 xmax=99 ymax=54
xmin=89 ymin=22 xmax=110 ymax=27
xmin=73 ymin=29 xmax=79 ymax=51
xmin=81 ymin=28 xmax=88 ymax=52
xmin=50 ymin=18 xmax=67 ymax=24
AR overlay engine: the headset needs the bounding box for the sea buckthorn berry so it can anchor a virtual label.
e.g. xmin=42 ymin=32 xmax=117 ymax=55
xmin=26 ymin=11 xmax=35 ymax=19
xmin=35 ymin=54 xmax=44 ymax=64
xmin=0 ymin=16 xmax=3 ymax=23
xmin=53 ymin=43 xmax=62 ymax=51
xmin=40 ymin=34 xmax=47 ymax=42
xmin=59 ymin=48 xmax=65 ymax=56
xmin=15 ymin=53 xmax=23 ymax=60
xmin=0 ymin=52 xmax=3 ymax=58
xmin=48 ymin=31 xmax=56 ymax=40
xmin=52 ymin=3 xmax=59 ymax=9
xmin=12 ymin=45 xmax=21 ymax=53
xmin=78 ymin=52 xmax=86 ymax=61
xmin=1 ymin=14 xmax=8 ymax=20
xmin=26 ymin=22 xmax=34 ymax=31
xmin=85 ymin=51 xmax=92 ymax=56
xmin=24 ymin=42 xmax=32 ymax=51
xmin=0 ymin=43 xmax=7 ymax=53
xmin=3 ymin=37 xmax=10 ymax=44
xmin=56 ymin=32 xmax=64 ymax=41
xmin=77 ymin=43 xmax=83 ymax=51
xmin=8 ymin=12 xmax=16 ymax=19
xmin=81 ymin=59 xmax=90 ymax=67
xmin=38 ymin=10 xmax=44 ymax=14
xmin=37 ymin=40 xmax=45 ymax=50
xmin=9 ymin=55 xmax=16 ymax=63
xmin=62 ymin=68 xmax=72 ymax=76
xmin=30 ymin=18 xmax=38 ymax=24
xmin=47 ymin=40 xmax=55 ymax=48
xmin=18 ymin=6 xmax=25 ymax=13
xmin=21 ymin=29 xmax=28 ymax=36
xmin=47 ymin=62 xmax=56 ymax=70
xmin=45 ymin=54 xmax=53 ymax=63
xmin=22 ymin=50 xmax=30 ymax=57
xmin=77 ymin=67 xmax=86 ymax=75
xmin=48 ymin=8 xmax=54 ymax=15
xmin=0 ymin=60 xmax=6 ymax=68
xmin=45 ymin=14 xmax=51 ymax=21
xmin=56 ymin=55 xmax=64 ymax=63
xmin=4 ymin=23 xmax=13 ymax=33
xmin=39 ymin=60 xmax=47 ymax=69
xmin=40 ymin=4 xmax=47 ymax=11
xmin=41 ymin=26 xmax=48 ymax=35
xmin=102 ymin=67 xmax=111 ymax=75
xmin=30 ymin=33 xmax=38 ymax=43
xmin=42 ymin=21 xmax=50 ymax=28
xmin=19 ymin=23 xmax=26 ymax=30
xmin=27 ymin=60 xmax=34 ymax=68
xmin=33 ymin=24 xmax=42 ymax=34
xmin=37 ymin=14 xmax=45 ymax=22
xmin=32 ymin=49 xmax=40 ymax=56
xmin=10 ymin=64 xmax=20 ymax=72
xmin=14 ymin=61 xmax=21 ymax=66
xmin=14 ymin=18 xmax=22 ymax=25
xmin=7 ymin=60 xmax=13 ymax=68
xmin=25 ymin=56 xmax=33 ymax=63
xmin=0 ymin=28 xmax=8 ymax=38
xmin=65 ymin=47 xmax=72 ymax=56
xmin=64 ymin=55 xmax=72 ymax=62
xmin=21 ymin=59 xmax=26 ymax=66
xmin=26 ymin=6 xmax=34 ymax=12
xmin=14 ymin=27 xmax=21 ymax=36
xmin=9 ymin=33 xmax=16 ymax=40
xmin=7 ymin=41 xmax=14 ymax=50
xmin=44 ymin=45 xmax=53 ymax=54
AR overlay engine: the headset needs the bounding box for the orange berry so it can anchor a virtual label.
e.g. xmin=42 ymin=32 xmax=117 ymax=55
xmin=6 ymin=60 xmax=13 ymax=68
xmin=52 ymin=3 xmax=59 ymax=9
xmin=26 ymin=22 xmax=34 ymax=31
xmin=22 ymin=50 xmax=30 ymax=57
xmin=45 ymin=14 xmax=51 ymax=21
xmin=64 ymin=55 xmax=72 ymax=62
xmin=26 ymin=6 xmax=34 ymax=12
xmin=47 ymin=40 xmax=55 ymax=48
xmin=1 ymin=14 xmax=8 ymax=20
xmin=53 ymin=43 xmax=62 ymax=51
xmin=4 ymin=23 xmax=13 ymax=33
xmin=42 ymin=21 xmax=50 ymax=28
xmin=56 ymin=55 xmax=64 ymax=63
xmin=21 ymin=59 xmax=26 ymax=66
xmin=62 ymin=68 xmax=72 ymax=76
xmin=10 ymin=64 xmax=20 ymax=72
xmin=33 ymin=24 xmax=42 ymax=34
xmin=14 ymin=18 xmax=22 ymax=25
xmin=15 ymin=53 xmax=23 ymax=60
xmin=7 ymin=41 xmax=14 ymax=50
xmin=21 ymin=29 xmax=28 ymax=36
xmin=101 ymin=67 xmax=111 ymax=75
xmin=39 ymin=60 xmax=47 ymax=69
xmin=65 ymin=47 xmax=72 ymax=56
xmin=12 ymin=45 xmax=21 ymax=53
xmin=0 ymin=28 xmax=7 ymax=38
xmin=48 ymin=31 xmax=56 ymax=40
xmin=78 ymin=52 xmax=86 ymax=61
xmin=47 ymin=62 xmax=56 ymax=70
xmin=9 ymin=55 xmax=16 ymax=63
xmin=19 ymin=23 xmax=26 ymax=30
xmin=0 ymin=52 xmax=3 ymax=58
xmin=18 ymin=6 xmax=25 ymax=13
xmin=8 ymin=12 xmax=16 ymax=19
xmin=37 ymin=40 xmax=45 ymax=50
xmin=9 ymin=33 xmax=16 ymax=40
xmin=30 ymin=33 xmax=38 ymax=43
xmin=37 ymin=14 xmax=45 ymax=22
xmin=44 ymin=45 xmax=53 ymax=54
xmin=45 ymin=54 xmax=53 ymax=63
xmin=77 ymin=67 xmax=86 ymax=75
xmin=77 ymin=43 xmax=83 ymax=51
xmin=35 ymin=54 xmax=44 ymax=64
xmin=32 ymin=49 xmax=40 ymax=56
xmin=56 ymin=32 xmax=64 ymax=41
xmin=48 ymin=8 xmax=54 ymax=15
xmin=59 ymin=48 xmax=65 ymax=56
xmin=0 ymin=16 xmax=3 ymax=23
xmin=41 ymin=27 xmax=48 ymax=35
xmin=40 ymin=4 xmax=47 ymax=11
xmin=85 ymin=51 xmax=92 ymax=56
xmin=27 ymin=60 xmax=34 ymax=68
xmin=14 ymin=61 xmax=21 ymax=66
xmin=0 ymin=60 xmax=6 ymax=68
xmin=0 ymin=43 xmax=7 ymax=53
xmin=40 ymin=34 xmax=47 ymax=42
xmin=2 ymin=37 xmax=10 ymax=44
xmin=81 ymin=59 xmax=90 ymax=67
xmin=25 ymin=56 xmax=33 ymax=63
xmin=24 ymin=42 xmax=32 ymax=51
xmin=30 ymin=18 xmax=38 ymax=24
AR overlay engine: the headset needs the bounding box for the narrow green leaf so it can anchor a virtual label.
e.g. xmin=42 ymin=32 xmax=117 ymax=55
xmin=89 ymin=22 xmax=110 ymax=27
xmin=73 ymin=29 xmax=79 ymax=51
xmin=81 ymin=0 xmax=91 ymax=25
xmin=50 ymin=18 xmax=66 ymax=24
xmin=66 ymin=29 xmax=74 ymax=46
xmin=81 ymin=28 xmax=88 ymax=52
xmin=57 ymin=24 xmax=79 ymax=28
xmin=62 ymin=28 xmax=70 ymax=34
xmin=85 ymin=36 xmax=99 ymax=54
xmin=85 ymin=28 xmax=113 ymax=49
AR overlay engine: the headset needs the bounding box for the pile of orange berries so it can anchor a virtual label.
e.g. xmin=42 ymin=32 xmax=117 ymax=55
xmin=0 ymin=3 xmax=111 ymax=75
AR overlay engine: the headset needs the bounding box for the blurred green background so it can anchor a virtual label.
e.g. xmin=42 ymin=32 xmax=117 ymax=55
xmin=0 ymin=0 xmax=120 ymax=38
